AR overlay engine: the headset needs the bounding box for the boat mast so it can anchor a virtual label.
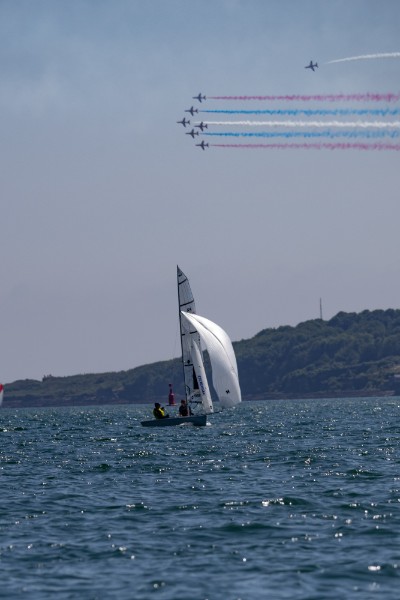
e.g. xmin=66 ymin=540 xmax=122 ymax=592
xmin=177 ymin=266 xmax=194 ymax=402
xmin=177 ymin=267 xmax=187 ymax=401
xmin=177 ymin=266 xmax=201 ymax=405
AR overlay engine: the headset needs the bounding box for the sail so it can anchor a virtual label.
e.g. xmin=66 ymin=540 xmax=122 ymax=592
xmin=0 ymin=384 xmax=3 ymax=407
xmin=190 ymin=340 xmax=213 ymax=414
xmin=177 ymin=266 xmax=202 ymax=403
xmin=181 ymin=312 xmax=242 ymax=409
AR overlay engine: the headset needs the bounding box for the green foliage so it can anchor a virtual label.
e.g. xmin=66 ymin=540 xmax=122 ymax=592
xmin=5 ymin=309 xmax=400 ymax=405
xmin=235 ymin=309 xmax=400 ymax=396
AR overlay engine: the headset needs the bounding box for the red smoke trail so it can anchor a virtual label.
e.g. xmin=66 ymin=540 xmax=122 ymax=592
xmin=211 ymin=142 xmax=400 ymax=150
xmin=208 ymin=93 xmax=400 ymax=102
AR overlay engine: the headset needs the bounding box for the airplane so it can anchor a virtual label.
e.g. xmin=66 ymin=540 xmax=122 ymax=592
xmin=305 ymin=60 xmax=318 ymax=71
xmin=193 ymin=93 xmax=206 ymax=103
xmin=185 ymin=106 xmax=199 ymax=116
xmin=194 ymin=121 xmax=208 ymax=131
xmin=177 ymin=117 xmax=190 ymax=127
xmin=186 ymin=128 xmax=199 ymax=139
xmin=196 ymin=141 xmax=209 ymax=150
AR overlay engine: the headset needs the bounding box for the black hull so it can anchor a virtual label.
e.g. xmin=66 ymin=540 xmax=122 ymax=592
xmin=141 ymin=414 xmax=207 ymax=428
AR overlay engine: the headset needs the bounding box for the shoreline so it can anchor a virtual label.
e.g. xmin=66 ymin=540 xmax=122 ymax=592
xmin=1 ymin=389 xmax=396 ymax=409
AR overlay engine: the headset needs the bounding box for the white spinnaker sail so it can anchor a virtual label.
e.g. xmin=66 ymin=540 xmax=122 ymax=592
xmin=181 ymin=312 xmax=242 ymax=408
xmin=191 ymin=339 xmax=214 ymax=414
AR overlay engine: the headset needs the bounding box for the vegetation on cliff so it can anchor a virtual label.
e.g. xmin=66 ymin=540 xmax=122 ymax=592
xmin=4 ymin=309 xmax=400 ymax=406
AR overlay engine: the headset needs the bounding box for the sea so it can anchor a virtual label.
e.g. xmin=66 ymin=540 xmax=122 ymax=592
xmin=1 ymin=397 xmax=400 ymax=600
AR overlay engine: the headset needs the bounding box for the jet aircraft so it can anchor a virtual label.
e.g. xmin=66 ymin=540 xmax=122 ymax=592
xmin=194 ymin=121 xmax=208 ymax=131
xmin=193 ymin=93 xmax=206 ymax=103
xmin=177 ymin=117 xmax=190 ymax=127
xmin=186 ymin=129 xmax=199 ymax=139
xmin=305 ymin=60 xmax=318 ymax=71
xmin=196 ymin=141 xmax=209 ymax=150
xmin=185 ymin=106 xmax=199 ymax=116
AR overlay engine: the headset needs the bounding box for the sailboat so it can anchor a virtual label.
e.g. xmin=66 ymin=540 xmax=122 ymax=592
xmin=141 ymin=266 xmax=241 ymax=427
xmin=0 ymin=384 xmax=4 ymax=407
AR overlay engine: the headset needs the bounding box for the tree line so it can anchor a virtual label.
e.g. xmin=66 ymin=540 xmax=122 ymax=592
xmin=5 ymin=309 xmax=400 ymax=406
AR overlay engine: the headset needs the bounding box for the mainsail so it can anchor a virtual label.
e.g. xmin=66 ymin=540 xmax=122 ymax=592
xmin=181 ymin=312 xmax=242 ymax=409
xmin=177 ymin=266 xmax=202 ymax=404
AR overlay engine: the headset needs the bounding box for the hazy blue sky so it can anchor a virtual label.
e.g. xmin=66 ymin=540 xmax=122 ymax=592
xmin=1 ymin=0 xmax=400 ymax=383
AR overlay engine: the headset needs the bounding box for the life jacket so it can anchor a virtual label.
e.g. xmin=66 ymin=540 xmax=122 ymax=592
xmin=153 ymin=406 xmax=166 ymax=419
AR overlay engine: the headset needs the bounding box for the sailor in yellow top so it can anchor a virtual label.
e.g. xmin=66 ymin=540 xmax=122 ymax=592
xmin=153 ymin=402 xmax=169 ymax=419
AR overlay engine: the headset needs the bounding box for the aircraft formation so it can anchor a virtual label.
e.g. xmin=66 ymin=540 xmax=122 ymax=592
xmin=177 ymin=88 xmax=400 ymax=151
xmin=177 ymin=100 xmax=211 ymax=148
xmin=177 ymin=54 xmax=400 ymax=151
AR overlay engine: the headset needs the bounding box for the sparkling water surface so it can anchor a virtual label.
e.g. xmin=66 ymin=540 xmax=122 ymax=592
xmin=1 ymin=398 xmax=400 ymax=599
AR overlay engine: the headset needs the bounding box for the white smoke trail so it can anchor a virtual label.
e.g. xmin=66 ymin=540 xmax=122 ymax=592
xmin=327 ymin=52 xmax=400 ymax=64
xmin=204 ymin=121 xmax=400 ymax=128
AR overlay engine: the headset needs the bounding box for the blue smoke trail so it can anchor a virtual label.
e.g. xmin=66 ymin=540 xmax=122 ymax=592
xmin=200 ymin=108 xmax=400 ymax=116
xmin=203 ymin=130 xmax=400 ymax=139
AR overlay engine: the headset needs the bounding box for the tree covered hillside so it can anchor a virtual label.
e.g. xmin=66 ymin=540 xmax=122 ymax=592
xmin=237 ymin=309 xmax=400 ymax=397
xmin=5 ymin=309 xmax=400 ymax=407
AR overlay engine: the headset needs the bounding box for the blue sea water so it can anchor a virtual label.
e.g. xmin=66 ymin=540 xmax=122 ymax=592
xmin=1 ymin=397 xmax=400 ymax=600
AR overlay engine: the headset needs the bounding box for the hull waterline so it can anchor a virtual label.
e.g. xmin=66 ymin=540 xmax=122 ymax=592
xmin=141 ymin=414 xmax=207 ymax=428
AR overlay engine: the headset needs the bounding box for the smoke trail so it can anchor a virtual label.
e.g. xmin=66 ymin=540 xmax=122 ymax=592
xmin=201 ymin=108 xmax=400 ymax=116
xmin=211 ymin=142 xmax=400 ymax=150
xmin=327 ymin=52 xmax=400 ymax=64
xmin=204 ymin=120 xmax=400 ymax=128
xmin=208 ymin=93 xmax=400 ymax=102
xmin=204 ymin=130 xmax=400 ymax=139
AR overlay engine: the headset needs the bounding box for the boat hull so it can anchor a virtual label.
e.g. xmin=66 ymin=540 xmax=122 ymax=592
xmin=141 ymin=414 xmax=207 ymax=428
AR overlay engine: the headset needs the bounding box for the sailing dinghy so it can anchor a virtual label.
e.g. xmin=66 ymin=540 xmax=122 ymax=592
xmin=141 ymin=267 xmax=241 ymax=427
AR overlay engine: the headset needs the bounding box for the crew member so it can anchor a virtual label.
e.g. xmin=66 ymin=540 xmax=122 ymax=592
xmin=153 ymin=402 xmax=168 ymax=419
xmin=178 ymin=399 xmax=192 ymax=417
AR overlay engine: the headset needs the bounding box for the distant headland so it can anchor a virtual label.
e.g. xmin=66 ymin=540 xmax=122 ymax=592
xmin=3 ymin=309 xmax=400 ymax=408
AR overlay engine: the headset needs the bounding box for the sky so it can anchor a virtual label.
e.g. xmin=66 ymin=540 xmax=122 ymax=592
xmin=1 ymin=0 xmax=400 ymax=384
